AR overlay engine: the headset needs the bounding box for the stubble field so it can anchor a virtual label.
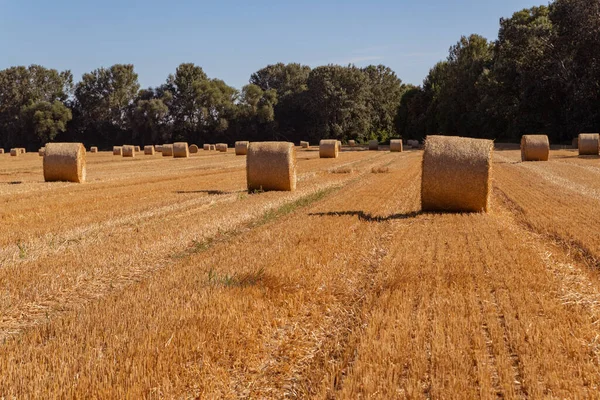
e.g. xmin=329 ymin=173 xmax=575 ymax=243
xmin=1 ymin=146 xmax=600 ymax=398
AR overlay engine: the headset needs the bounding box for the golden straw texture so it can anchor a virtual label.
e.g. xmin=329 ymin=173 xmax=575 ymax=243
xmin=300 ymin=141 xmax=310 ymax=149
xmin=246 ymin=142 xmax=297 ymax=192
xmin=189 ymin=144 xmax=199 ymax=154
xmin=122 ymin=145 xmax=136 ymax=157
xmin=134 ymin=146 xmax=141 ymax=152
xmin=319 ymin=139 xmax=339 ymax=158
xmin=521 ymin=135 xmax=549 ymax=161
xmin=369 ymin=140 xmax=379 ymax=151
xmin=203 ymin=144 xmax=210 ymax=151
xmin=144 ymin=145 xmax=155 ymax=155
xmin=156 ymin=145 xmax=163 ymax=153
xmin=10 ymin=149 xmax=19 ymax=157
xmin=173 ymin=142 xmax=190 ymax=158
xmin=162 ymin=144 xmax=174 ymax=157
xmin=113 ymin=146 xmax=122 ymax=156
xmin=235 ymin=141 xmax=249 ymax=155
xmin=43 ymin=142 xmax=86 ymax=183
xmin=216 ymin=143 xmax=228 ymax=153
xmin=38 ymin=148 xmax=45 ymax=156
xmin=578 ymin=133 xmax=599 ymax=156
xmin=209 ymin=145 xmax=216 ymax=151
xmin=390 ymin=139 xmax=403 ymax=152
xmin=421 ymin=135 xmax=493 ymax=213
xmin=90 ymin=147 xmax=98 ymax=153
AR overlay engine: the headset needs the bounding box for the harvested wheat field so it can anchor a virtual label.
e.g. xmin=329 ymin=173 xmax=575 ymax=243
xmin=2 ymin=146 xmax=600 ymax=398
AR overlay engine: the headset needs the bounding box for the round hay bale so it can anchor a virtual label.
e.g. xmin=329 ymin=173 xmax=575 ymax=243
xmin=235 ymin=141 xmax=249 ymax=155
xmin=203 ymin=144 xmax=210 ymax=151
xmin=113 ymin=146 xmax=122 ymax=156
xmin=39 ymin=148 xmax=45 ymax=156
xmin=216 ymin=143 xmax=228 ymax=153
xmin=348 ymin=140 xmax=356 ymax=147
xmin=390 ymin=139 xmax=403 ymax=152
xmin=144 ymin=145 xmax=155 ymax=155
xmin=162 ymin=144 xmax=174 ymax=157
xmin=189 ymin=144 xmax=199 ymax=154
xmin=10 ymin=148 xmax=19 ymax=157
xmin=369 ymin=140 xmax=379 ymax=151
xmin=90 ymin=146 xmax=98 ymax=153
xmin=421 ymin=135 xmax=493 ymax=213
xmin=247 ymin=142 xmax=297 ymax=192
xmin=319 ymin=139 xmax=339 ymax=158
xmin=300 ymin=141 xmax=310 ymax=149
xmin=19 ymin=148 xmax=26 ymax=154
xmin=209 ymin=145 xmax=216 ymax=151
xmin=520 ymin=135 xmax=549 ymax=161
xmin=173 ymin=142 xmax=190 ymax=158
xmin=134 ymin=146 xmax=141 ymax=152
xmin=43 ymin=143 xmax=86 ymax=183
xmin=156 ymin=145 xmax=163 ymax=153
xmin=0 ymin=149 xmax=4 ymax=154
xmin=122 ymin=145 xmax=136 ymax=157
xmin=578 ymin=133 xmax=599 ymax=156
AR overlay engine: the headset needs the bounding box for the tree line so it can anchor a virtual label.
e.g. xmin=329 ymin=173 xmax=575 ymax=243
xmin=1 ymin=0 xmax=597 ymax=151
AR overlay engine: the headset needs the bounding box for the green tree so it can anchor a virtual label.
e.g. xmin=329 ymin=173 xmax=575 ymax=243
xmin=362 ymin=65 xmax=405 ymax=141
xmin=20 ymin=100 xmax=72 ymax=145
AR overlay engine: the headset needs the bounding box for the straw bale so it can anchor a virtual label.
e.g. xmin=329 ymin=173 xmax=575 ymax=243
xmin=216 ymin=143 xmax=228 ymax=152
xmin=390 ymin=139 xmax=403 ymax=152
xmin=10 ymin=148 xmax=19 ymax=157
xmin=247 ymin=142 xmax=296 ymax=191
xmin=235 ymin=141 xmax=249 ymax=155
xmin=319 ymin=139 xmax=339 ymax=158
xmin=369 ymin=140 xmax=379 ymax=150
xmin=113 ymin=146 xmax=122 ymax=156
xmin=300 ymin=141 xmax=310 ymax=149
xmin=173 ymin=142 xmax=190 ymax=158
xmin=521 ymin=135 xmax=549 ymax=161
xmin=162 ymin=144 xmax=174 ymax=157
xmin=421 ymin=135 xmax=493 ymax=213
xmin=578 ymin=133 xmax=600 ymax=156
xmin=144 ymin=145 xmax=155 ymax=155
xmin=122 ymin=145 xmax=136 ymax=157
xmin=189 ymin=144 xmax=199 ymax=154
xmin=43 ymin=142 xmax=86 ymax=183
xmin=90 ymin=147 xmax=98 ymax=153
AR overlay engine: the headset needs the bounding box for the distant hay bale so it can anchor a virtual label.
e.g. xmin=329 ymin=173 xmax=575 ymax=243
xmin=408 ymin=140 xmax=420 ymax=148
xmin=43 ymin=142 xmax=86 ymax=183
xmin=134 ymin=146 xmax=141 ymax=152
xmin=144 ymin=145 xmax=155 ymax=155
xmin=421 ymin=135 xmax=493 ymax=213
xmin=90 ymin=146 xmax=98 ymax=153
xmin=156 ymin=145 xmax=163 ymax=152
xmin=38 ymin=148 xmax=45 ymax=156
xmin=247 ymin=142 xmax=297 ymax=192
xmin=209 ymin=145 xmax=216 ymax=151
xmin=578 ymin=133 xmax=600 ymax=156
xmin=520 ymin=135 xmax=549 ymax=161
xmin=173 ymin=142 xmax=190 ymax=158
xmin=300 ymin=141 xmax=310 ymax=149
xmin=203 ymin=144 xmax=210 ymax=151
xmin=369 ymin=140 xmax=379 ymax=151
xmin=10 ymin=148 xmax=19 ymax=157
xmin=319 ymin=139 xmax=339 ymax=158
xmin=122 ymin=145 xmax=136 ymax=157
xmin=113 ymin=146 xmax=122 ymax=156
xmin=390 ymin=139 xmax=403 ymax=152
xmin=235 ymin=141 xmax=249 ymax=155
xmin=0 ymin=149 xmax=4 ymax=154
xmin=189 ymin=144 xmax=199 ymax=154
xmin=216 ymin=143 xmax=228 ymax=152
xmin=162 ymin=144 xmax=174 ymax=157
xmin=19 ymin=148 xmax=25 ymax=154
xmin=348 ymin=140 xmax=356 ymax=147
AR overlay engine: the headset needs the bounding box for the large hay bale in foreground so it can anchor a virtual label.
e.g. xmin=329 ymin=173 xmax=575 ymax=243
xmin=369 ymin=140 xmax=379 ymax=151
xmin=319 ymin=139 xmax=339 ymax=158
xmin=43 ymin=143 xmax=86 ymax=183
xmin=300 ymin=141 xmax=310 ymax=149
xmin=113 ymin=146 xmax=122 ymax=156
xmin=90 ymin=146 xmax=98 ymax=153
xmin=122 ymin=145 xmax=136 ymax=157
xmin=521 ymin=135 xmax=549 ymax=161
xmin=348 ymin=140 xmax=356 ymax=147
xmin=10 ymin=148 xmax=19 ymax=157
xmin=216 ymin=143 xmax=228 ymax=153
xmin=421 ymin=135 xmax=493 ymax=213
xmin=390 ymin=139 xmax=403 ymax=152
xmin=162 ymin=144 xmax=174 ymax=157
xmin=173 ymin=142 xmax=190 ymax=158
xmin=189 ymin=144 xmax=199 ymax=154
xmin=247 ymin=142 xmax=297 ymax=191
xmin=235 ymin=141 xmax=249 ymax=155
xmin=134 ymin=146 xmax=141 ymax=152
xmin=578 ymin=133 xmax=600 ymax=156
xmin=144 ymin=145 xmax=155 ymax=155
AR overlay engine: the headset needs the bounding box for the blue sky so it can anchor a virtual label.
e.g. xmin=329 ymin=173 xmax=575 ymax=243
xmin=0 ymin=0 xmax=545 ymax=90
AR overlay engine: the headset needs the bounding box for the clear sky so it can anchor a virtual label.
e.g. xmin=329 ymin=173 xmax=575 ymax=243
xmin=0 ymin=0 xmax=546 ymax=90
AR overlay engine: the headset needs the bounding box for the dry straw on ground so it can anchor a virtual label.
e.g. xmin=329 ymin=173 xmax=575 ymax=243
xmin=113 ymin=146 xmax=122 ymax=156
xmin=421 ymin=135 xmax=493 ymax=213
xmin=10 ymin=149 xmax=19 ymax=157
xmin=390 ymin=139 xmax=403 ymax=152
xmin=235 ymin=141 xmax=249 ymax=155
xmin=300 ymin=141 xmax=310 ymax=149
xmin=369 ymin=140 xmax=379 ymax=151
xmin=90 ymin=147 xmax=98 ymax=153
xmin=216 ymin=143 xmax=228 ymax=153
xmin=173 ymin=142 xmax=190 ymax=158
xmin=134 ymin=146 xmax=141 ymax=152
xmin=162 ymin=144 xmax=174 ymax=157
xmin=144 ymin=146 xmax=155 ymax=155
xmin=246 ymin=141 xmax=297 ymax=191
xmin=319 ymin=139 xmax=339 ymax=158
xmin=43 ymin=142 xmax=86 ymax=183
xmin=189 ymin=144 xmax=199 ymax=154
xmin=521 ymin=135 xmax=550 ymax=161
xmin=578 ymin=133 xmax=600 ymax=156
xmin=122 ymin=145 xmax=136 ymax=157
xmin=348 ymin=140 xmax=356 ymax=147
xmin=203 ymin=144 xmax=210 ymax=151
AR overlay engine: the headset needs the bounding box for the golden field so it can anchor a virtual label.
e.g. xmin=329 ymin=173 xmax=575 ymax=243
xmin=1 ymin=146 xmax=600 ymax=398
